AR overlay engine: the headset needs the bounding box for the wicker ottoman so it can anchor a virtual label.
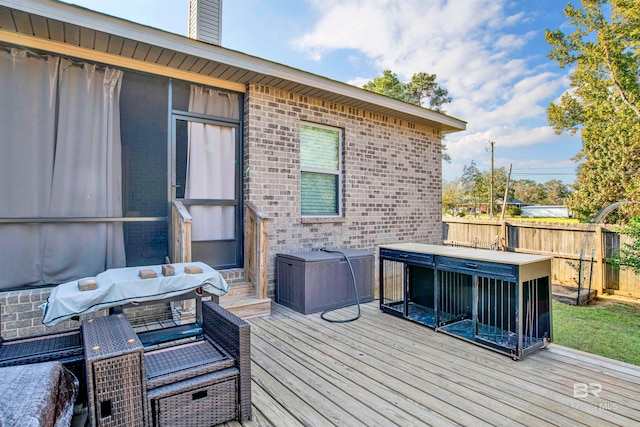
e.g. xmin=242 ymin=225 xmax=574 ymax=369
xmin=147 ymin=368 xmax=239 ymax=427
xmin=144 ymin=338 xmax=238 ymax=427
xmin=0 ymin=322 xmax=86 ymax=405
xmin=83 ymin=314 xmax=147 ymax=427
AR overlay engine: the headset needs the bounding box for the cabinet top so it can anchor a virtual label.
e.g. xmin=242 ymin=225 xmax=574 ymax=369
xmin=379 ymin=243 xmax=552 ymax=265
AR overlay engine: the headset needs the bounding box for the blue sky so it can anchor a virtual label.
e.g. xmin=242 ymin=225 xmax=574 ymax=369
xmin=62 ymin=0 xmax=581 ymax=184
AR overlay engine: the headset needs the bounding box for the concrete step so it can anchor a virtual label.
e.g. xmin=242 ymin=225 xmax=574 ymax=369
xmin=220 ymin=281 xmax=256 ymax=301
xmin=219 ymin=296 xmax=271 ymax=320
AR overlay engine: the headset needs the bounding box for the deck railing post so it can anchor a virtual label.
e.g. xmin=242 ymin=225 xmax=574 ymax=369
xmin=245 ymin=202 xmax=268 ymax=299
xmin=172 ymin=200 xmax=194 ymax=315
xmin=172 ymin=201 xmax=192 ymax=263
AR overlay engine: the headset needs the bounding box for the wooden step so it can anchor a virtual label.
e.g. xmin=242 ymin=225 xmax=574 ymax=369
xmin=220 ymin=281 xmax=256 ymax=301
xmin=219 ymin=296 xmax=271 ymax=320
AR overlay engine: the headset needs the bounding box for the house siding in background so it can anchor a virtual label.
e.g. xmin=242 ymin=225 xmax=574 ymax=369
xmin=244 ymin=84 xmax=444 ymax=296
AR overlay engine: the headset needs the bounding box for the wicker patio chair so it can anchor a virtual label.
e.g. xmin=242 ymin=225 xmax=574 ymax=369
xmin=143 ymin=300 xmax=251 ymax=426
xmin=201 ymin=300 xmax=251 ymax=423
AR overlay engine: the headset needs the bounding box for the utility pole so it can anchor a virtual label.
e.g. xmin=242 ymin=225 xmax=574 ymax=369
xmin=500 ymin=164 xmax=512 ymax=221
xmin=489 ymin=141 xmax=495 ymax=219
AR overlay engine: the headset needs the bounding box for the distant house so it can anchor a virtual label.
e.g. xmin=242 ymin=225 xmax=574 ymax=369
xmin=496 ymin=198 xmax=526 ymax=209
xmin=0 ymin=0 xmax=466 ymax=327
xmin=520 ymin=206 xmax=571 ymax=218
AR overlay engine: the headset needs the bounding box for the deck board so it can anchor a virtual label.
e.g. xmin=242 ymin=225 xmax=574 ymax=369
xmin=246 ymin=302 xmax=640 ymax=426
xmin=354 ymin=304 xmax=640 ymax=421
xmin=266 ymin=309 xmax=528 ymax=426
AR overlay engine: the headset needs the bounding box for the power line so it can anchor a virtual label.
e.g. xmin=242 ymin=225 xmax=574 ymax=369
xmin=512 ymin=172 xmax=576 ymax=176
xmin=515 ymin=168 xmax=576 ymax=171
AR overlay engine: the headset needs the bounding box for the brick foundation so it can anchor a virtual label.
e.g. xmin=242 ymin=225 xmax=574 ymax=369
xmin=0 ymin=288 xmax=172 ymax=339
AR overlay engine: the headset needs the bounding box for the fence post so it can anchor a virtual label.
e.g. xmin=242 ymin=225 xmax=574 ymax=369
xmin=594 ymin=225 xmax=604 ymax=294
xmin=501 ymin=221 xmax=508 ymax=251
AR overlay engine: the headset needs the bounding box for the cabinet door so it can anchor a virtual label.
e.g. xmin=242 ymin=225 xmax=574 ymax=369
xmin=380 ymin=258 xmax=406 ymax=316
xmin=437 ymin=269 xmax=473 ymax=325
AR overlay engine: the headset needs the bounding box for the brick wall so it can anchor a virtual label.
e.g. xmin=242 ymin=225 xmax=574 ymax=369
xmin=0 ymin=269 xmax=244 ymax=338
xmin=244 ymin=84 xmax=443 ymax=296
xmin=0 ymin=289 xmax=176 ymax=339
xmin=0 ymin=289 xmax=96 ymax=338
xmin=0 ymin=288 xmax=173 ymax=338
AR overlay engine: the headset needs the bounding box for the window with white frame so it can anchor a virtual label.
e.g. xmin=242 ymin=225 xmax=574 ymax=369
xmin=300 ymin=123 xmax=342 ymax=216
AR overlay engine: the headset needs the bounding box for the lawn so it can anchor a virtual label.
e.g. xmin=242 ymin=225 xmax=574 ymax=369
xmin=552 ymin=298 xmax=640 ymax=366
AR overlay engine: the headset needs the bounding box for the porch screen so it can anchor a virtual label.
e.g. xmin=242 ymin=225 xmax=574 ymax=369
xmin=0 ymin=48 xmax=125 ymax=289
xmin=185 ymin=86 xmax=239 ymax=241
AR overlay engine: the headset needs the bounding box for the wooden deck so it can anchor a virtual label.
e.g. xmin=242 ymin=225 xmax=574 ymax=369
xmin=229 ymin=301 xmax=640 ymax=427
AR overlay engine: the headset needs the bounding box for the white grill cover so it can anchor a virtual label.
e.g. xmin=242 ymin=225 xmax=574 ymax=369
xmin=41 ymin=262 xmax=228 ymax=326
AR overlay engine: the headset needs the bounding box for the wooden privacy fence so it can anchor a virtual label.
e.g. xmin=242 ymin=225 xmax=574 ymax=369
xmin=443 ymin=218 xmax=640 ymax=297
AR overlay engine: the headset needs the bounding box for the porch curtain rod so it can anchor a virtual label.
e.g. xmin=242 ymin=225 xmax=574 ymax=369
xmin=0 ymin=43 xmax=114 ymax=70
xmin=0 ymin=217 xmax=166 ymax=223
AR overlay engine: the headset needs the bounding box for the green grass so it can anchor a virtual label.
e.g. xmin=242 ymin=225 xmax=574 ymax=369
xmin=552 ymin=300 xmax=640 ymax=366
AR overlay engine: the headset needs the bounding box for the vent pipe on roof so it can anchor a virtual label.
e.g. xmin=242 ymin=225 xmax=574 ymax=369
xmin=188 ymin=0 xmax=222 ymax=45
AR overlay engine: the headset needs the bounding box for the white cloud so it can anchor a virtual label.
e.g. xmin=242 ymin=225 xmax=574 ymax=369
xmin=293 ymin=0 xmax=574 ymax=181
xmin=348 ymin=76 xmax=371 ymax=88
xmin=294 ymin=0 xmax=548 ymax=109
xmin=448 ymin=126 xmax=558 ymax=160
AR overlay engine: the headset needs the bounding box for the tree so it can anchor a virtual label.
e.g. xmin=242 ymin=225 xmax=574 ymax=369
xmin=461 ymin=161 xmax=485 ymax=214
xmin=363 ymin=70 xmax=452 ymax=160
xmin=362 ymin=70 xmax=408 ymax=102
xmin=459 ymin=161 xmax=512 ymax=214
xmin=510 ymin=179 xmax=572 ymax=205
xmin=545 ymin=0 xmax=640 ymax=220
xmin=609 ymin=216 xmax=640 ymax=274
xmin=512 ymin=179 xmax=546 ymax=205
xmin=442 ymin=180 xmax=467 ymax=216
xmin=541 ymin=179 xmax=573 ymax=205
xmin=405 ymin=72 xmax=452 ymax=113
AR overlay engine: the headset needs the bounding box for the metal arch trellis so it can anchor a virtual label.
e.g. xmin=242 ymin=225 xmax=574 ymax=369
xmin=575 ymin=201 xmax=640 ymax=305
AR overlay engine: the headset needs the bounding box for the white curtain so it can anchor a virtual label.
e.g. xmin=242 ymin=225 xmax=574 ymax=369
xmin=0 ymin=50 xmax=125 ymax=288
xmin=42 ymin=60 xmax=126 ymax=283
xmin=185 ymin=86 xmax=239 ymax=241
xmin=0 ymin=49 xmax=59 ymax=287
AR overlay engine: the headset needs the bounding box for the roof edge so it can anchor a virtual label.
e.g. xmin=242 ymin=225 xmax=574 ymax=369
xmin=5 ymin=0 xmax=466 ymax=133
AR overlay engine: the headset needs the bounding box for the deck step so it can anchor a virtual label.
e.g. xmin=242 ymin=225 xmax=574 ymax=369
xmin=220 ymin=281 xmax=256 ymax=301
xmin=219 ymin=296 xmax=271 ymax=319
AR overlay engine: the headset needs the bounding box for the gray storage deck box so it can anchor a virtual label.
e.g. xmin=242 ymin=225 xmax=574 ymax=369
xmin=276 ymin=249 xmax=374 ymax=315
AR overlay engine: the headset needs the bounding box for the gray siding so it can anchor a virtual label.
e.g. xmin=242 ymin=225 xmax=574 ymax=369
xmin=188 ymin=0 xmax=222 ymax=45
